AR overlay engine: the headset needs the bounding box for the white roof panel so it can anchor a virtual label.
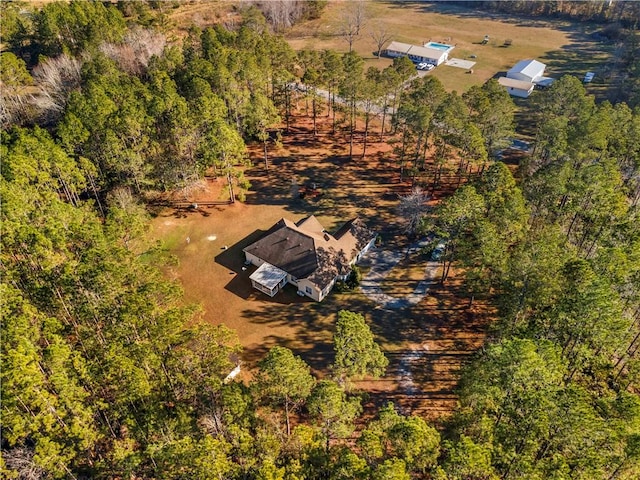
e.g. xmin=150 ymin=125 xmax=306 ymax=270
xmin=508 ymin=59 xmax=546 ymax=78
xmin=534 ymin=76 xmax=555 ymax=87
xmin=250 ymin=263 xmax=287 ymax=289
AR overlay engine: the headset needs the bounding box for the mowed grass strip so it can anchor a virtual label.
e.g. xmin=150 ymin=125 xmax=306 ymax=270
xmin=166 ymin=1 xmax=611 ymax=94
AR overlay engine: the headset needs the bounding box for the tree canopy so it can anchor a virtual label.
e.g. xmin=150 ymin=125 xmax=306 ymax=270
xmin=1 ymin=2 xmax=639 ymax=479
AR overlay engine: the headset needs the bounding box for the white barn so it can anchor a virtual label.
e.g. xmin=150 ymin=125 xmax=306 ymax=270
xmin=498 ymin=77 xmax=535 ymax=98
xmin=507 ymin=59 xmax=546 ymax=83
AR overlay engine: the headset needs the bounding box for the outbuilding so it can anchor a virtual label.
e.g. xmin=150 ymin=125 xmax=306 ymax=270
xmin=498 ymin=77 xmax=535 ymax=98
xmin=507 ymin=59 xmax=546 ymax=83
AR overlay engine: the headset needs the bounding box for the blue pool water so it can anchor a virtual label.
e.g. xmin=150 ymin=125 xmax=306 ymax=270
xmin=426 ymin=42 xmax=453 ymax=50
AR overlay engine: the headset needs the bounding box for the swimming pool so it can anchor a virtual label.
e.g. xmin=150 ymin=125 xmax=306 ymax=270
xmin=426 ymin=42 xmax=453 ymax=51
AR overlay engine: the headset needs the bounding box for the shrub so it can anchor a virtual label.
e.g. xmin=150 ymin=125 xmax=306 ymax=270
xmin=334 ymin=265 xmax=362 ymax=293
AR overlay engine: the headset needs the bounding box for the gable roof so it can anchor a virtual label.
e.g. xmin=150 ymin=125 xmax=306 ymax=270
xmin=385 ymin=41 xmax=413 ymax=54
xmin=407 ymin=44 xmax=448 ymax=60
xmin=296 ymin=215 xmax=325 ymax=236
xmin=385 ymin=41 xmax=447 ymax=61
xmin=244 ymin=218 xmax=317 ymax=279
xmin=244 ymin=216 xmax=375 ymax=290
xmin=507 ymin=59 xmax=546 ymax=79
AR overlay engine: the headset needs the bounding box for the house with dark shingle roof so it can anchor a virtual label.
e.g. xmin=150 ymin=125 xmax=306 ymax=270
xmin=243 ymin=216 xmax=376 ymax=301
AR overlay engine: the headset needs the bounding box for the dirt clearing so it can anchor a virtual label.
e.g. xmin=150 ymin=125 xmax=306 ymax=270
xmin=147 ymin=109 xmax=492 ymax=421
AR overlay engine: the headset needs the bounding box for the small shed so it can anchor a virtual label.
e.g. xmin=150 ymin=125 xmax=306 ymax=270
xmin=534 ymin=77 xmax=555 ymax=88
xmin=498 ymin=77 xmax=535 ymax=98
xmin=507 ymin=59 xmax=546 ymax=83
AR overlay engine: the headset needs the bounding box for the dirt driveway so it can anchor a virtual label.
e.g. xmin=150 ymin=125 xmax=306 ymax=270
xmin=360 ymin=238 xmax=441 ymax=310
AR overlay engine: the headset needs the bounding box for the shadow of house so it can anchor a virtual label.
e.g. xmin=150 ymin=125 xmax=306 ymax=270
xmin=215 ymin=229 xmax=267 ymax=300
xmin=215 ymin=229 xmax=266 ymax=272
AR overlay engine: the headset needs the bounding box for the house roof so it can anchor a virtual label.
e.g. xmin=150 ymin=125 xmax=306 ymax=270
xmin=296 ymin=215 xmax=325 ymax=236
xmin=507 ymin=59 xmax=546 ymax=79
xmin=249 ymin=263 xmax=287 ymax=290
xmin=244 ymin=218 xmax=317 ymax=280
xmin=385 ymin=41 xmax=413 ymax=54
xmin=498 ymin=76 xmax=535 ymax=91
xmin=244 ymin=216 xmax=375 ymax=290
xmin=407 ymin=44 xmax=447 ymax=60
xmin=385 ymin=41 xmax=446 ymax=60
xmin=534 ymin=76 xmax=555 ymax=87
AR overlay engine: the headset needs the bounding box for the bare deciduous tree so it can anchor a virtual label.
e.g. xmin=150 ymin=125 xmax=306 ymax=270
xmin=32 ymin=54 xmax=83 ymax=121
xmin=260 ymin=0 xmax=305 ymax=32
xmin=0 ymin=90 xmax=33 ymax=128
xmin=398 ymin=187 xmax=431 ymax=240
xmin=370 ymin=22 xmax=393 ymax=59
xmin=340 ymin=0 xmax=367 ymax=52
xmin=100 ymin=27 xmax=166 ymax=76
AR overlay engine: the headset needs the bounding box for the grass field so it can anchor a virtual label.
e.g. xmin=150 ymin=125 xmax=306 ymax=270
xmin=283 ymin=1 xmax=612 ymax=93
xmin=167 ymin=1 xmax=613 ymax=94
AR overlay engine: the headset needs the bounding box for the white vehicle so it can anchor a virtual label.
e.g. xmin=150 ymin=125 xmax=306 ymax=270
xmin=417 ymin=62 xmax=435 ymax=71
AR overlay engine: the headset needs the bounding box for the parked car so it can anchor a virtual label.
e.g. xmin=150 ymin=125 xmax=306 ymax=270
xmin=417 ymin=62 xmax=435 ymax=71
xmin=431 ymin=241 xmax=446 ymax=260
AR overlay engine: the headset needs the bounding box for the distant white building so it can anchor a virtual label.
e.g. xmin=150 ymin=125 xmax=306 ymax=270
xmin=507 ymin=59 xmax=546 ymax=83
xmin=501 ymin=59 xmax=554 ymax=98
xmin=498 ymin=77 xmax=536 ymax=98
xmin=384 ymin=40 xmax=454 ymax=66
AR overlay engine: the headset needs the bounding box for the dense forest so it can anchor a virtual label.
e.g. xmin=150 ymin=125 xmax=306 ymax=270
xmin=452 ymin=0 xmax=640 ymax=26
xmin=1 ymin=1 xmax=639 ymax=478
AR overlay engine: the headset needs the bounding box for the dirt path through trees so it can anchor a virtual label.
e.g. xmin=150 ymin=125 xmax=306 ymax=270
xmin=360 ymin=238 xmax=440 ymax=309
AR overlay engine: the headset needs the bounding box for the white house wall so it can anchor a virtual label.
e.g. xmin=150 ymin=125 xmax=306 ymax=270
xmin=390 ymin=51 xmax=447 ymax=66
xmin=506 ymin=86 xmax=533 ymax=98
xmin=296 ymin=278 xmax=322 ymax=301
xmin=385 ymin=49 xmax=405 ymax=58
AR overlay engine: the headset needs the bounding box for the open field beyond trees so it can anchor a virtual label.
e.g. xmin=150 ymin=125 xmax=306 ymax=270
xmin=4 ymin=2 xmax=639 ymax=477
xmin=170 ymin=0 xmax=613 ymax=94
xmin=152 ymin=0 xmax=613 ymax=420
